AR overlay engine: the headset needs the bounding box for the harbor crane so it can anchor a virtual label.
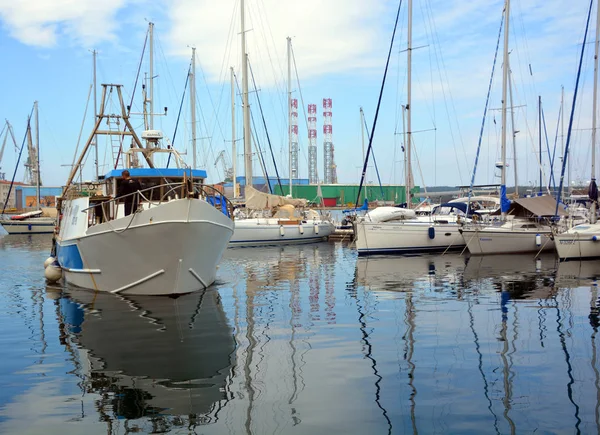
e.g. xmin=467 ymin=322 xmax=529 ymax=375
xmin=214 ymin=150 xmax=233 ymax=182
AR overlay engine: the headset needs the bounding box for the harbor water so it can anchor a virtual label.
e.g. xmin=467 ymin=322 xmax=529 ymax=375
xmin=1 ymin=234 xmax=600 ymax=434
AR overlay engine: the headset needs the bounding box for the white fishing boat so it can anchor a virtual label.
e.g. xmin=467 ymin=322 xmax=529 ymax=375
xmin=460 ymin=195 xmax=565 ymax=255
xmin=0 ymin=102 xmax=55 ymax=235
xmin=54 ymin=81 xmax=234 ymax=295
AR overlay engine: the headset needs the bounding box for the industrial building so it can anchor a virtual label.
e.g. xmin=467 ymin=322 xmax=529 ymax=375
xmin=224 ymin=176 xmax=417 ymax=207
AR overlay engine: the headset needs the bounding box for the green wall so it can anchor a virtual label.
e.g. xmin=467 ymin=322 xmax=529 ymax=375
xmin=275 ymin=184 xmax=420 ymax=206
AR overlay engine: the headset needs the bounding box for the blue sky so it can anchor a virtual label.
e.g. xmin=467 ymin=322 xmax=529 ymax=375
xmin=0 ymin=0 xmax=596 ymax=190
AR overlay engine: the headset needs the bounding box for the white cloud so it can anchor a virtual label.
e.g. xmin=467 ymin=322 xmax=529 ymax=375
xmin=166 ymin=0 xmax=391 ymax=85
xmin=0 ymin=0 xmax=129 ymax=47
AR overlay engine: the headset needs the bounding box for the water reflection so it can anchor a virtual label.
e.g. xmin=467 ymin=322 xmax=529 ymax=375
xmin=353 ymin=252 xmax=600 ymax=434
xmin=56 ymin=287 xmax=235 ymax=432
xmin=3 ymin=239 xmax=600 ymax=433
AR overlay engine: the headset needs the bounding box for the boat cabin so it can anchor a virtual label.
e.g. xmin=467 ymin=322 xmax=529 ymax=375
xmin=86 ymin=168 xmax=208 ymax=224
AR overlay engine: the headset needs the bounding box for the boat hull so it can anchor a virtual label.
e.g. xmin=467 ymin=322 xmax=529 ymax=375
xmin=355 ymin=221 xmax=465 ymax=255
xmin=229 ymin=218 xmax=335 ymax=247
xmin=56 ymin=198 xmax=233 ymax=296
xmin=0 ymin=218 xmax=55 ymax=234
xmin=461 ymin=228 xmax=555 ymax=255
xmin=555 ymin=228 xmax=600 ymax=260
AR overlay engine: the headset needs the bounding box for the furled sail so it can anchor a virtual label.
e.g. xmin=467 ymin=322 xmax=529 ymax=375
xmin=245 ymin=186 xmax=307 ymax=210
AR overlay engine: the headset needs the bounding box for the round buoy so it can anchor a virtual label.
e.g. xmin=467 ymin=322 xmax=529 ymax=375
xmin=593 ymin=235 xmax=598 ymax=242
xmin=44 ymin=264 xmax=62 ymax=283
xmin=43 ymin=257 xmax=55 ymax=269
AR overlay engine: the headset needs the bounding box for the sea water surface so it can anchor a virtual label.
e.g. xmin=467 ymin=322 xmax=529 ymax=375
xmin=1 ymin=234 xmax=600 ymax=434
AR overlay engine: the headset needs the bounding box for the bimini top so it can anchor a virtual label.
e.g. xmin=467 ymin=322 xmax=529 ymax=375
xmin=103 ymin=168 xmax=207 ymax=180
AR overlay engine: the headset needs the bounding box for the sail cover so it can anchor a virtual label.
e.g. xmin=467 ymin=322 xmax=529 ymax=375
xmin=588 ymin=178 xmax=598 ymax=202
xmin=245 ymin=186 xmax=307 ymax=209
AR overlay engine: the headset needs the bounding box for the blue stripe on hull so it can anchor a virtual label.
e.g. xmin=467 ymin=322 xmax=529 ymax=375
xmin=56 ymin=242 xmax=84 ymax=269
xmin=357 ymin=245 xmax=465 ymax=256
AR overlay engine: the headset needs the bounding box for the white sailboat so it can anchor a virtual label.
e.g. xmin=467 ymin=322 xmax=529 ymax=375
xmin=355 ymin=0 xmax=471 ymax=255
xmin=0 ymin=102 xmax=55 ymax=235
xmin=53 ymin=24 xmax=234 ymax=296
xmin=555 ymin=0 xmax=600 ymax=260
xmin=459 ymin=0 xmax=564 ymax=256
xmin=229 ymin=3 xmax=334 ymax=247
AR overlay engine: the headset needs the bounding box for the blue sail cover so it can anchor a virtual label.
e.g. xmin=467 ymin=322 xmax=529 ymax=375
xmin=589 ymin=178 xmax=598 ymax=202
xmin=500 ymin=185 xmax=511 ymax=213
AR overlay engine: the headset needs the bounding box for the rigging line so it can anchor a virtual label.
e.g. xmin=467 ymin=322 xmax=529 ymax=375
xmin=467 ymin=10 xmax=504 ymax=212
xmin=115 ymin=29 xmax=148 ymax=169
xmin=290 ymin=43 xmax=317 ymax=176
xmin=355 ymin=0 xmax=403 ymax=209
xmin=556 ymin=0 xmax=595 ymax=217
xmin=70 ymin=85 xmax=94 ymax=177
xmin=167 ymin=62 xmax=191 ymax=169
xmin=254 ymin=0 xmax=289 ymax=119
xmin=423 ymin=0 xmax=468 ymax=184
xmin=2 ymin=106 xmax=34 ymax=214
xmin=541 ymin=106 xmax=556 ymax=191
xmin=361 ymin=114 xmax=385 ymax=200
xmin=197 ymin=56 xmax=231 ymax=170
xmin=248 ymin=58 xmax=283 ymax=195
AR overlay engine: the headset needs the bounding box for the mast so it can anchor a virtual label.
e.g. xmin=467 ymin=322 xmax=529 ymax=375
xmin=500 ymin=0 xmax=510 ymax=218
xmin=231 ymin=67 xmax=237 ymax=198
xmin=538 ymin=96 xmax=543 ymax=194
xmin=591 ymin=0 xmax=600 ymax=224
xmin=361 ymin=107 xmax=366 ymax=202
xmin=562 ymin=86 xmax=567 ymax=198
xmin=190 ymin=47 xmax=197 ymax=169
xmin=34 ymin=101 xmax=40 ymax=209
xmin=92 ymin=49 xmax=99 ymax=180
xmin=508 ymin=54 xmax=518 ymax=196
xmin=241 ymin=0 xmax=252 ymax=189
xmin=149 ymin=22 xmax=155 ymax=131
xmin=287 ymin=36 xmax=293 ymax=197
xmin=406 ymin=0 xmax=413 ymax=208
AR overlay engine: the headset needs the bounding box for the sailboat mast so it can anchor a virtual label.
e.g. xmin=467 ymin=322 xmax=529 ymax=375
xmin=562 ymin=86 xmax=569 ymax=196
xmin=231 ymin=67 xmax=237 ymax=198
xmin=149 ymin=22 xmax=154 ymax=131
xmin=34 ymin=101 xmax=40 ymax=209
xmin=538 ymin=95 xmax=542 ymax=194
xmin=500 ymin=0 xmax=510 ymax=218
xmin=508 ymin=54 xmax=518 ymax=196
xmin=590 ymin=0 xmax=600 ymax=224
xmin=190 ymin=47 xmax=197 ymax=169
xmin=93 ymin=49 xmax=99 ymax=180
xmin=406 ymin=0 xmax=413 ymax=208
xmin=241 ymin=0 xmax=252 ymax=188
xmin=287 ymin=36 xmax=293 ymax=197
xmin=361 ymin=107 xmax=366 ymax=202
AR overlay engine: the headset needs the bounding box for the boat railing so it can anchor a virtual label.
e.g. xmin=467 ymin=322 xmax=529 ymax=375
xmin=79 ymin=181 xmax=234 ymax=224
